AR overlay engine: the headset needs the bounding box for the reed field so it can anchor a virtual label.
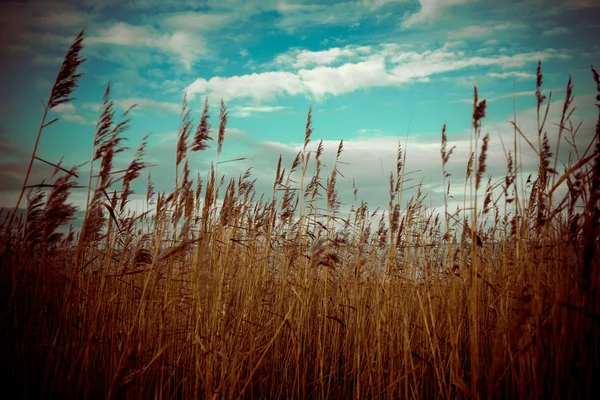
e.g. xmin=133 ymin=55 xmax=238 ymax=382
xmin=1 ymin=29 xmax=600 ymax=400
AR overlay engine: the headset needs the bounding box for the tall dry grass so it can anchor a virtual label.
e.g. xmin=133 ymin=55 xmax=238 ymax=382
xmin=1 ymin=31 xmax=600 ymax=400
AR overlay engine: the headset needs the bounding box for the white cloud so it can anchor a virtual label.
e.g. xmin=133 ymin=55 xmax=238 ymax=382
xmin=441 ymin=41 xmax=466 ymax=50
xmin=51 ymin=103 xmax=76 ymax=113
xmin=447 ymin=23 xmax=519 ymax=40
xmin=454 ymin=88 xmax=565 ymax=104
xmin=487 ymin=71 xmax=536 ymax=79
xmin=299 ymin=55 xmax=389 ymax=97
xmin=51 ymin=103 xmax=93 ymax=125
xmin=62 ymin=113 xmax=88 ymax=125
xmin=88 ymin=23 xmax=153 ymax=46
xmin=402 ymin=0 xmax=472 ymax=28
xmin=114 ymin=98 xmax=181 ymax=115
xmin=388 ymin=49 xmax=567 ymax=82
xmin=275 ymin=45 xmax=377 ymax=69
xmin=51 ymin=103 xmax=89 ymax=125
xmin=186 ymin=71 xmax=306 ymax=102
xmin=448 ymin=25 xmax=493 ymax=39
xmin=380 ymin=43 xmax=412 ymax=57
xmin=388 ymin=48 xmax=455 ymax=64
xmin=294 ymin=47 xmax=357 ymax=68
xmin=359 ymin=128 xmax=382 ymax=134
xmin=491 ymin=88 xmax=566 ymax=102
xmin=231 ymin=105 xmax=288 ymax=118
xmin=88 ymin=22 xmax=205 ymax=70
xmin=186 ymin=44 xmax=570 ymax=102
xmin=225 ymin=127 xmax=248 ymax=137
xmin=541 ymin=26 xmax=571 ymax=37
xmin=83 ymin=103 xmax=102 ymax=112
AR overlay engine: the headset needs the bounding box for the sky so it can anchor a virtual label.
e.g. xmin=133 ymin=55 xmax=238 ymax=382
xmin=0 ymin=0 xmax=599 ymax=223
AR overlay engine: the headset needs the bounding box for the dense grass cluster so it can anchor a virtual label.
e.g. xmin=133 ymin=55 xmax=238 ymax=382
xmin=2 ymin=30 xmax=600 ymax=400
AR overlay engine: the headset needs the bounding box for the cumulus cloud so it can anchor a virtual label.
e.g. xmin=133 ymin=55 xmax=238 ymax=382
xmin=274 ymin=45 xmax=375 ymax=70
xmin=88 ymin=22 xmax=205 ymax=70
xmin=51 ymin=103 xmax=76 ymax=114
xmin=276 ymin=47 xmax=358 ymax=68
xmin=298 ymin=55 xmax=388 ymax=97
xmin=51 ymin=103 xmax=89 ymax=125
xmin=389 ymin=49 xmax=569 ymax=82
xmin=186 ymin=44 xmax=570 ymax=102
xmin=186 ymin=71 xmax=306 ymax=102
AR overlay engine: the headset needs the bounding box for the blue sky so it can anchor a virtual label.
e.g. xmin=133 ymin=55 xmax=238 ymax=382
xmin=0 ymin=0 xmax=599 ymax=218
